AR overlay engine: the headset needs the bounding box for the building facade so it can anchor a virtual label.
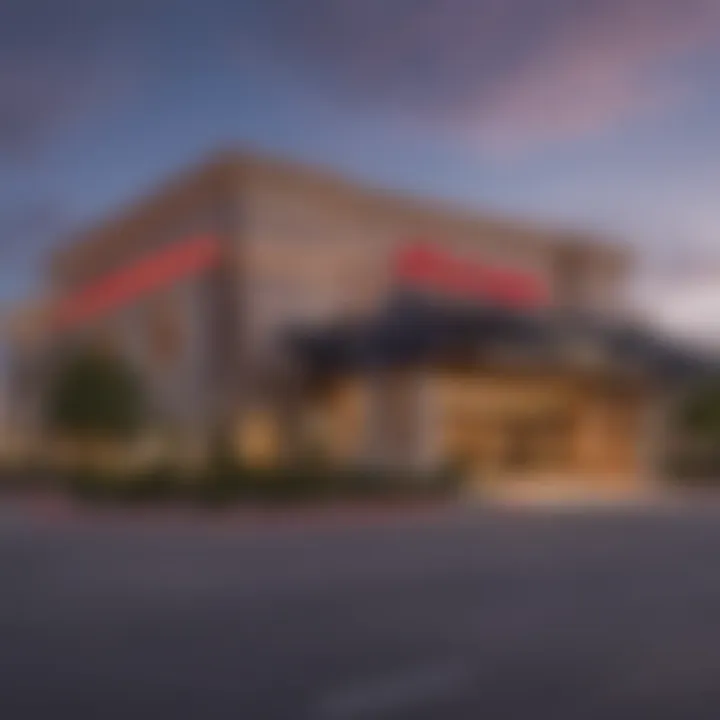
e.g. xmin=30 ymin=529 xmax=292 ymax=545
xmin=7 ymin=151 xmax=699 ymax=490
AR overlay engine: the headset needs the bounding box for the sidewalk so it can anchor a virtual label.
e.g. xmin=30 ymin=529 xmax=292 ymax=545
xmin=468 ymin=476 xmax=667 ymax=509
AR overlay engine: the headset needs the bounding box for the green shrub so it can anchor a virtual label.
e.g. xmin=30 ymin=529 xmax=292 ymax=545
xmin=259 ymin=463 xmax=334 ymax=503
xmin=124 ymin=464 xmax=187 ymax=503
xmin=66 ymin=456 xmax=465 ymax=507
xmin=320 ymin=462 xmax=463 ymax=502
xmin=47 ymin=349 xmax=147 ymax=442
xmin=67 ymin=469 xmax=122 ymax=502
xmin=196 ymin=442 xmax=261 ymax=505
xmin=667 ymin=450 xmax=720 ymax=486
xmin=67 ymin=464 xmax=194 ymax=504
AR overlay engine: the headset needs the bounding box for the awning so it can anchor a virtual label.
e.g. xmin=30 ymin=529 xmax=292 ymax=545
xmin=284 ymin=294 xmax=717 ymax=381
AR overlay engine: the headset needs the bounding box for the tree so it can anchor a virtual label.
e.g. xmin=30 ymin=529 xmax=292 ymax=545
xmin=678 ymin=378 xmax=720 ymax=443
xmin=667 ymin=377 xmax=720 ymax=481
xmin=46 ymin=348 xmax=146 ymax=442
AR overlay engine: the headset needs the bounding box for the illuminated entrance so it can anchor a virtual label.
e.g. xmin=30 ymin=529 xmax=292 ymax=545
xmin=435 ymin=369 xmax=645 ymax=482
xmin=288 ymin=279 xmax=701 ymax=491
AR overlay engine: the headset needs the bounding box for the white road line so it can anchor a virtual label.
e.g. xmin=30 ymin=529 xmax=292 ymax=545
xmin=315 ymin=660 xmax=474 ymax=718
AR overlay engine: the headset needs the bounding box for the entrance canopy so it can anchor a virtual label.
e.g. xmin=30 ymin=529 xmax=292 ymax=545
xmin=285 ymin=295 xmax=717 ymax=382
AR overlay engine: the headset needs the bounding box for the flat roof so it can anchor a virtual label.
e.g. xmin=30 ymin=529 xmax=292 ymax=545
xmin=51 ymin=149 xmax=631 ymax=281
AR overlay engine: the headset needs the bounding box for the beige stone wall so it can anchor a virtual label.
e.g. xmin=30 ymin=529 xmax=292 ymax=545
xmin=364 ymin=370 xmax=426 ymax=468
xmin=301 ymin=379 xmax=370 ymax=463
xmin=39 ymin=153 xmax=634 ymax=459
xmin=46 ymin=151 xmax=631 ymax=369
xmin=239 ymin=158 xmax=630 ymax=361
xmin=240 ymin=179 xmax=390 ymax=357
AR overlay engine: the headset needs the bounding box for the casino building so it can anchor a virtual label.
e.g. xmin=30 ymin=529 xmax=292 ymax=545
xmin=6 ymin=151 xmax=707 ymax=493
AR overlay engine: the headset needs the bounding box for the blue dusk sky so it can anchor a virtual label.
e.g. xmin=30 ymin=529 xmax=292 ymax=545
xmin=2 ymin=0 xmax=720 ymax=338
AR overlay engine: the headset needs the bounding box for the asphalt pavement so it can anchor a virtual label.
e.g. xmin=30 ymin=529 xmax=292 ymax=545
xmin=3 ymin=502 xmax=720 ymax=718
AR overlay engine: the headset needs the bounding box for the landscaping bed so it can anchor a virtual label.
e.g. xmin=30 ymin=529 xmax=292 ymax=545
xmin=65 ymin=460 xmax=463 ymax=508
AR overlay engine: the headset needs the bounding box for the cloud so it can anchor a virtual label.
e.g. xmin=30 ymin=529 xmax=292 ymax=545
xmin=0 ymin=60 xmax=97 ymax=160
xmin=2 ymin=0 xmax=718 ymax=158
xmin=0 ymin=0 xmax=170 ymax=160
xmin=638 ymin=277 xmax=720 ymax=347
xmin=244 ymin=0 xmax=720 ymax=153
xmin=472 ymin=0 xmax=720 ymax=151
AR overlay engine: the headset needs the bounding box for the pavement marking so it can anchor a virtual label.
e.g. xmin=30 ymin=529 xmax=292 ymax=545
xmin=315 ymin=660 xmax=475 ymax=718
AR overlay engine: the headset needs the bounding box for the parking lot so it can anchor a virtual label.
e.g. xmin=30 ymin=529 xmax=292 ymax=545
xmin=3 ymin=501 xmax=720 ymax=718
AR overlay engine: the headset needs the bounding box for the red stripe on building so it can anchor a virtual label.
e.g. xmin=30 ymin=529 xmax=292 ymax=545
xmin=393 ymin=242 xmax=549 ymax=308
xmin=53 ymin=235 xmax=222 ymax=330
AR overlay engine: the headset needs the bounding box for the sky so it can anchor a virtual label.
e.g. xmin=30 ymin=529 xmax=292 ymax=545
xmin=2 ymin=0 xmax=720 ymax=340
